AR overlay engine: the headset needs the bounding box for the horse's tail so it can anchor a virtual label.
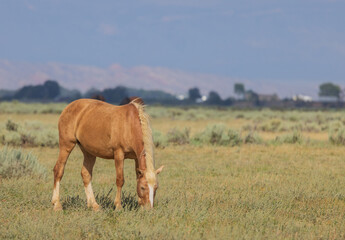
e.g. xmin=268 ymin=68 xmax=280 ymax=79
xmin=131 ymin=101 xmax=155 ymax=171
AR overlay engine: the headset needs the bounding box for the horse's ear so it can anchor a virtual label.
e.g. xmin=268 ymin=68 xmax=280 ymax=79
xmin=137 ymin=168 xmax=144 ymax=178
xmin=156 ymin=165 xmax=164 ymax=175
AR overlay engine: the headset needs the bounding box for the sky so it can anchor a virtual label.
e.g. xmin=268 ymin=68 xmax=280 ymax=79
xmin=0 ymin=0 xmax=344 ymax=98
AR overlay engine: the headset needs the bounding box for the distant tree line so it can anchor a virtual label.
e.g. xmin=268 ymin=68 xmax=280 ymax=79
xmin=186 ymin=87 xmax=233 ymax=105
xmin=0 ymin=80 xmax=81 ymax=102
xmin=0 ymin=79 xmax=344 ymax=107
xmin=0 ymin=80 xmax=176 ymax=104
xmin=13 ymin=80 xmax=60 ymax=100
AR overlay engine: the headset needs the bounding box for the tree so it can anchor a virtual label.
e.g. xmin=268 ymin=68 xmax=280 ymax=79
xmin=13 ymin=80 xmax=60 ymax=100
xmin=234 ymin=83 xmax=245 ymax=99
xmin=56 ymin=87 xmax=81 ymax=102
xmin=102 ymin=86 xmax=128 ymax=103
xmin=245 ymin=90 xmax=259 ymax=104
xmin=43 ymin=80 xmax=60 ymax=99
xmin=223 ymin=97 xmax=234 ymax=106
xmin=319 ymin=82 xmax=341 ymax=99
xmin=188 ymin=87 xmax=201 ymax=101
xmin=84 ymin=88 xmax=102 ymax=98
xmin=207 ymin=91 xmax=223 ymax=105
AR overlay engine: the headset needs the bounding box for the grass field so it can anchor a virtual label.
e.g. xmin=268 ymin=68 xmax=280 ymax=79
xmin=1 ymin=102 xmax=345 ymax=239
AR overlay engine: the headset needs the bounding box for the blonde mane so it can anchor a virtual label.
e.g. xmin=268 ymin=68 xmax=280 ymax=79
xmin=131 ymin=101 xmax=155 ymax=172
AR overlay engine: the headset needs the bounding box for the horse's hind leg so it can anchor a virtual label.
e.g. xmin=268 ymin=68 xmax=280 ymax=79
xmin=80 ymin=148 xmax=100 ymax=211
xmin=52 ymin=142 xmax=75 ymax=211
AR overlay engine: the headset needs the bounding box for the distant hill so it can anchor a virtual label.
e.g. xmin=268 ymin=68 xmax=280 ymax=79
xmin=0 ymin=59 xmax=242 ymax=98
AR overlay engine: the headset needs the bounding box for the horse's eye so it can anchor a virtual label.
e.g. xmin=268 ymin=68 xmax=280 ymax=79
xmin=141 ymin=187 xmax=145 ymax=191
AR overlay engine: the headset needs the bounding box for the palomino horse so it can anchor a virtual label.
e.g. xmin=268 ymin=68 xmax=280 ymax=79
xmin=51 ymin=98 xmax=164 ymax=211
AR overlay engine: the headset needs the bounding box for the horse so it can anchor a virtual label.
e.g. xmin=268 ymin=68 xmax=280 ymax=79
xmin=51 ymin=98 xmax=164 ymax=211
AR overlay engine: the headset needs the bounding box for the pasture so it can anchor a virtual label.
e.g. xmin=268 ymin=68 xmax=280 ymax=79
xmin=1 ymin=102 xmax=345 ymax=239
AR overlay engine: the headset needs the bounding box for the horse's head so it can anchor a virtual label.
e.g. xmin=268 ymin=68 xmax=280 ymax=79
xmin=136 ymin=166 xmax=164 ymax=209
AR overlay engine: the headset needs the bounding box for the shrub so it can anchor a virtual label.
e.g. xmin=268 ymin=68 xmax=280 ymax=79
xmin=34 ymin=129 xmax=59 ymax=147
xmin=0 ymin=120 xmax=59 ymax=147
xmin=0 ymin=131 xmax=21 ymax=146
xmin=193 ymin=124 xmax=242 ymax=146
xmin=153 ymin=130 xmax=167 ymax=148
xmin=259 ymin=119 xmax=281 ymax=132
xmin=329 ymin=127 xmax=345 ymax=145
xmin=6 ymin=120 xmax=18 ymax=131
xmin=244 ymin=131 xmax=263 ymax=144
xmin=276 ymin=131 xmax=303 ymax=144
xmin=227 ymin=129 xmax=242 ymax=146
xmin=235 ymin=114 xmax=244 ymax=119
xmin=167 ymin=128 xmax=190 ymax=145
xmin=242 ymin=124 xmax=253 ymax=131
xmin=20 ymin=133 xmax=36 ymax=146
xmin=206 ymin=124 xmax=226 ymax=145
xmin=329 ymin=121 xmax=343 ymax=132
xmin=303 ymin=122 xmax=321 ymax=132
xmin=0 ymin=147 xmax=46 ymax=179
xmin=289 ymin=115 xmax=298 ymax=122
xmin=194 ymin=124 xmax=227 ymax=145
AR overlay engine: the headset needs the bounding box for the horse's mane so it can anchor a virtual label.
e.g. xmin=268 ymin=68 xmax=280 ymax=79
xmin=130 ymin=101 xmax=155 ymax=172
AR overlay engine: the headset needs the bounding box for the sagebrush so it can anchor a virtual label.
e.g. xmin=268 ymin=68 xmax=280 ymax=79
xmin=0 ymin=147 xmax=46 ymax=179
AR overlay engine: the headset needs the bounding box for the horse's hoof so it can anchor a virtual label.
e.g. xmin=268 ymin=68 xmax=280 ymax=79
xmin=115 ymin=205 xmax=123 ymax=211
xmin=114 ymin=200 xmax=122 ymax=211
xmin=92 ymin=203 xmax=101 ymax=212
xmin=53 ymin=202 xmax=63 ymax=211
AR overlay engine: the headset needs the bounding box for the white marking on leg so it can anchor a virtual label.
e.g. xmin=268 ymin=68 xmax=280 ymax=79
xmin=84 ymin=183 xmax=96 ymax=206
xmin=52 ymin=181 xmax=60 ymax=203
xmin=149 ymin=184 xmax=154 ymax=208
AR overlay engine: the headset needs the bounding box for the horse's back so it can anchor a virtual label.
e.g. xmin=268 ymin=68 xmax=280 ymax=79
xmin=59 ymin=99 xmax=116 ymax=123
xmin=58 ymin=99 xmax=111 ymax=146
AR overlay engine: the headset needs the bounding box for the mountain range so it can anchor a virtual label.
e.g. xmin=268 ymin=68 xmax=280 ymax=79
xmin=0 ymin=59 xmax=321 ymax=98
xmin=0 ymin=59 xmax=243 ymax=97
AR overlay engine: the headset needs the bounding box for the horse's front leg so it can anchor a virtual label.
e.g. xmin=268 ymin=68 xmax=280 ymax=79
xmin=114 ymin=150 xmax=125 ymax=210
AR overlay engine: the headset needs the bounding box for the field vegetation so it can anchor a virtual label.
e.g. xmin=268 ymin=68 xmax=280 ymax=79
xmin=1 ymin=102 xmax=345 ymax=239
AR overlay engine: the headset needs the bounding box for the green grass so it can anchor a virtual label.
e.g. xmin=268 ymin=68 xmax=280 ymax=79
xmin=0 ymin=101 xmax=66 ymax=114
xmin=1 ymin=104 xmax=345 ymax=239
xmin=1 ymin=145 xmax=345 ymax=239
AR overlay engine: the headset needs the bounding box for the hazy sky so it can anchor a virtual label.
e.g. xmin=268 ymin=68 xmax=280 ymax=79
xmin=0 ymin=0 xmax=344 ymax=97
